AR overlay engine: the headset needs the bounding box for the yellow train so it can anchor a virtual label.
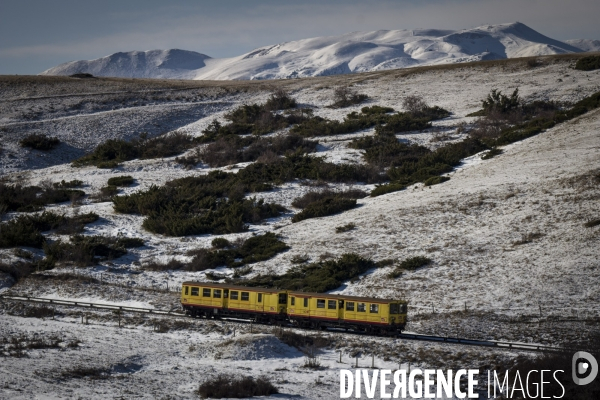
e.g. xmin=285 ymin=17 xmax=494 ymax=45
xmin=181 ymin=282 xmax=408 ymax=334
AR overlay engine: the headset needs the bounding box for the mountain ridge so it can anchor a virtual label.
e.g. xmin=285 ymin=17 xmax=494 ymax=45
xmin=40 ymin=22 xmax=595 ymax=80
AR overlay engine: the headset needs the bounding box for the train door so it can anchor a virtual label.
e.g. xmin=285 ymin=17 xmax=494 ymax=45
xmin=337 ymin=300 xmax=344 ymax=321
xmin=344 ymin=300 xmax=357 ymax=321
xmin=223 ymin=289 xmax=229 ymax=309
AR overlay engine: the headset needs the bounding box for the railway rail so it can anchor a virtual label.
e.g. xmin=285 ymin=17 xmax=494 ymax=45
xmin=0 ymin=294 xmax=566 ymax=353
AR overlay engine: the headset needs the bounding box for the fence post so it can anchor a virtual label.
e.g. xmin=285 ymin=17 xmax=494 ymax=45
xmin=464 ymin=302 xmax=467 ymax=312
xmin=539 ymin=304 xmax=542 ymax=318
xmin=355 ymin=356 xmax=358 ymax=368
xmin=339 ymin=351 xmax=342 ymax=363
xmin=371 ymin=354 xmax=375 ymax=369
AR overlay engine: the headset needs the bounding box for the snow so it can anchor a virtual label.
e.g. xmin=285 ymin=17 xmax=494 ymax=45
xmin=40 ymin=22 xmax=591 ymax=81
xmin=2 ymin=51 xmax=600 ymax=399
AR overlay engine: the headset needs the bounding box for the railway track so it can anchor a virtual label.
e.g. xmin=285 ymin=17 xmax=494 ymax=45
xmin=0 ymin=294 xmax=566 ymax=353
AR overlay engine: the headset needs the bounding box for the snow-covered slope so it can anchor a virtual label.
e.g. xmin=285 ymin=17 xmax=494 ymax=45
xmin=40 ymin=22 xmax=588 ymax=81
xmin=40 ymin=49 xmax=210 ymax=79
xmin=565 ymin=39 xmax=600 ymax=52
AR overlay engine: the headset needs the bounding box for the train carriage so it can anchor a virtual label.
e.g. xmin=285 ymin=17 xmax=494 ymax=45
xmin=181 ymin=282 xmax=288 ymax=324
xmin=287 ymin=292 xmax=407 ymax=334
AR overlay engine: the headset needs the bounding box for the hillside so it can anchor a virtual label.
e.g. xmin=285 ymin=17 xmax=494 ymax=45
xmin=40 ymin=22 xmax=589 ymax=80
xmin=1 ymin=54 xmax=600 ymax=398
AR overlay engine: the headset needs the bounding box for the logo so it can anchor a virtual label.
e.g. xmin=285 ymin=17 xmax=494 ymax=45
xmin=572 ymin=351 xmax=598 ymax=386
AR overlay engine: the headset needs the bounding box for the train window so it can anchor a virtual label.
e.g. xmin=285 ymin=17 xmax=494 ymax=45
xmin=278 ymin=293 xmax=287 ymax=305
xmin=290 ymin=297 xmax=295 ymax=306
xmin=303 ymin=298 xmax=308 ymax=307
xmin=230 ymin=291 xmax=238 ymax=300
xmin=258 ymin=293 xmax=263 ymax=303
xmin=191 ymin=287 xmax=199 ymax=296
xmin=317 ymin=299 xmax=325 ymax=308
xmin=369 ymin=304 xmax=379 ymax=313
xmin=357 ymin=303 xmax=366 ymax=312
xmin=400 ymin=304 xmax=407 ymax=314
xmin=241 ymin=292 xmax=249 ymax=301
xmin=328 ymin=300 xmax=336 ymax=310
xmin=213 ymin=289 xmax=222 ymax=298
xmin=202 ymin=288 xmax=211 ymax=297
xmin=346 ymin=302 xmax=355 ymax=311
xmin=184 ymin=286 xmax=189 ymax=296
xmin=390 ymin=303 xmax=399 ymax=314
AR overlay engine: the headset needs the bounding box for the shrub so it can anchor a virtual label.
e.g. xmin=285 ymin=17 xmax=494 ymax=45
xmin=335 ymin=223 xmax=356 ymax=233
xmin=575 ymin=55 xmax=600 ymax=71
xmin=0 ymin=212 xmax=99 ymax=248
xmin=481 ymin=147 xmax=503 ymax=159
xmin=44 ymin=235 xmax=129 ymax=267
xmin=329 ymin=86 xmax=368 ymax=108
xmin=482 ymin=88 xmax=521 ymax=115
xmin=424 ymin=176 xmax=450 ymax=186
xmin=0 ymin=261 xmax=35 ymax=281
xmin=388 ymin=256 xmax=432 ymax=278
xmin=73 ymin=133 xmax=199 ymax=167
xmin=242 ymin=253 xmax=377 ymax=292
xmin=197 ymin=374 xmax=278 ymax=398
xmin=0 ymin=183 xmax=85 ymax=212
xmin=370 ymin=183 xmax=405 ymax=197
xmin=584 ymin=219 xmax=600 ymax=228
xmin=264 ymin=89 xmax=297 ymax=111
xmin=107 ymin=176 xmax=134 ymax=187
xmin=292 ymin=197 xmax=356 ymax=222
xmin=211 ymin=237 xmax=230 ymax=249
xmin=19 ymin=134 xmax=60 ymax=151
xmin=53 ymin=180 xmax=83 ymax=189
xmin=291 ymin=188 xmax=367 ymax=209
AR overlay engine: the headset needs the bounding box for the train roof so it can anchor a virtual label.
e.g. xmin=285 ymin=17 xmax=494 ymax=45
xmin=182 ymin=282 xmax=406 ymax=303
xmin=288 ymin=291 xmax=406 ymax=304
xmin=182 ymin=281 xmax=282 ymax=294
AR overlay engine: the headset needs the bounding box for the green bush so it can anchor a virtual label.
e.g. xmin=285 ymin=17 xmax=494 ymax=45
xmin=264 ymin=89 xmax=297 ymax=111
xmin=241 ymin=253 xmax=377 ymax=292
xmin=424 ymin=176 xmax=450 ymax=186
xmin=388 ymin=256 xmax=432 ymax=278
xmin=107 ymin=176 xmax=134 ymax=187
xmin=575 ymin=55 xmax=600 ymax=71
xmin=291 ymin=197 xmax=356 ymax=223
xmin=211 ymin=237 xmax=230 ymax=249
xmin=43 ymin=235 xmax=129 ymax=267
xmin=0 ymin=183 xmax=85 ymax=212
xmin=19 ymin=134 xmax=60 ymax=151
xmin=197 ymin=374 xmax=278 ymax=398
xmin=335 ymin=223 xmax=356 ymax=233
xmin=481 ymin=147 xmax=503 ymax=159
xmin=73 ymin=133 xmax=199 ymax=168
xmin=329 ymin=86 xmax=368 ymax=108
xmin=0 ymin=212 xmax=99 ymax=248
xmin=370 ymin=183 xmax=405 ymax=197
xmin=291 ymin=188 xmax=366 ymax=208
xmin=188 ymin=232 xmax=289 ymax=269
xmin=53 ymin=180 xmax=83 ymax=189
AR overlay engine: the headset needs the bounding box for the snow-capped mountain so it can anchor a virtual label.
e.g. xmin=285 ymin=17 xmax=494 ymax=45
xmin=41 ymin=22 xmax=591 ymax=80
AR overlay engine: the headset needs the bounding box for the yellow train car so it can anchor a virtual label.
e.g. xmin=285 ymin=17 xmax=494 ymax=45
xmin=287 ymin=291 xmax=407 ymax=334
xmin=181 ymin=282 xmax=288 ymax=323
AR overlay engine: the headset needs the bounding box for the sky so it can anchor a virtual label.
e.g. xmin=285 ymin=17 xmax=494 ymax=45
xmin=1 ymin=0 xmax=599 ymax=75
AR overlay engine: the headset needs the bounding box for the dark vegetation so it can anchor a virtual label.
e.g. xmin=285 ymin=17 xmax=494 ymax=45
xmin=584 ymin=219 xmax=600 ymax=228
xmin=292 ymin=189 xmax=367 ymax=222
xmin=197 ymin=374 xmax=278 ymax=399
xmin=143 ymin=233 xmax=287 ymax=271
xmin=388 ymin=256 xmax=432 ymax=278
xmin=53 ymin=180 xmax=83 ymax=189
xmin=43 ymin=235 xmax=142 ymax=267
xmin=19 ymin=134 xmax=60 ymax=151
xmin=575 ymin=55 xmax=600 ymax=71
xmin=107 ymin=175 xmax=134 ymax=187
xmin=292 ymin=197 xmax=357 ymax=222
xmin=329 ymin=86 xmax=369 ymax=108
xmin=72 ymin=132 xmax=200 ymax=168
xmin=0 ymin=212 xmax=99 ymax=248
xmin=366 ymin=89 xmax=600 ymax=196
xmin=199 ymin=133 xmax=317 ymax=167
xmin=113 ymin=153 xmax=384 ymax=236
xmin=335 ymin=223 xmax=356 ymax=233
xmin=240 ymin=253 xmax=377 ymax=292
xmin=0 ymin=183 xmax=85 ymax=212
